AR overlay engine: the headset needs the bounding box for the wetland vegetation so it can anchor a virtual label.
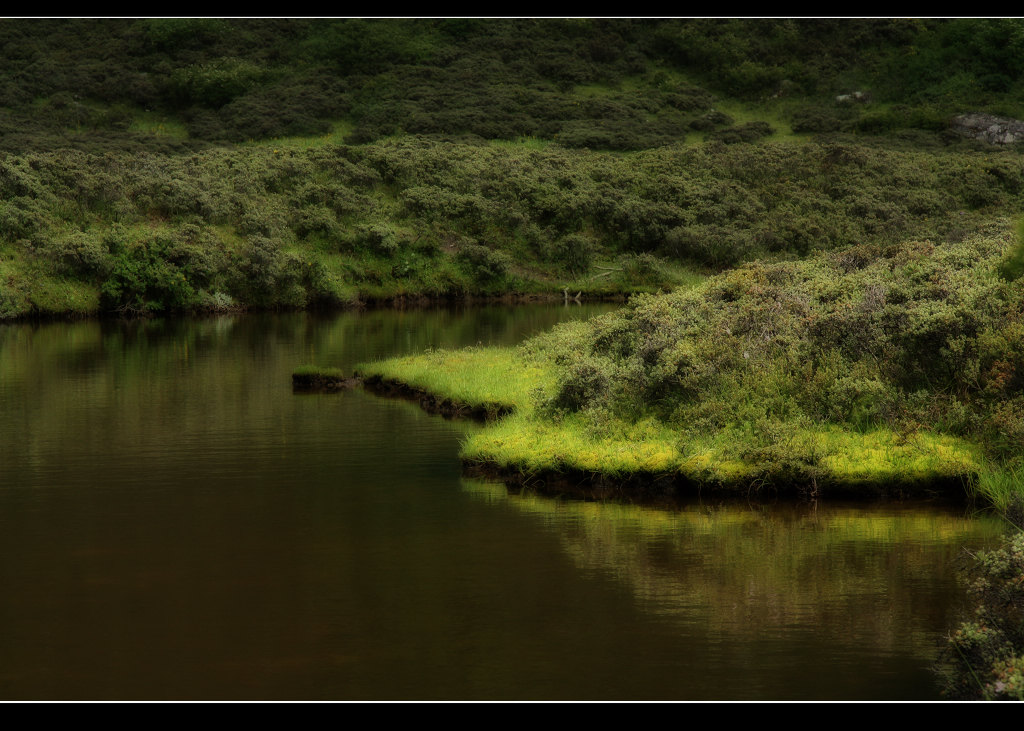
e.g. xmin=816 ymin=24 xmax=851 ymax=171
xmin=2 ymin=17 xmax=1024 ymax=700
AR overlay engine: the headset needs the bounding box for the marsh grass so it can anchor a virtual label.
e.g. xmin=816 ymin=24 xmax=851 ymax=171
xmin=356 ymin=346 xmax=551 ymax=414
xmin=970 ymin=461 xmax=1024 ymax=526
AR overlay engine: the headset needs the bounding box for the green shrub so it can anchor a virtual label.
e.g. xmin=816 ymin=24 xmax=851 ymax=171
xmin=790 ymin=106 xmax=843 ymax=133
xmin=168 ymin=58 xmax=266 ymax=109
xmin=100 ymin=237 xmax=196 ymax=314
xmin=544 ymin=355 xmax=615 ymax=414
xmin=939 ymin=531 xmax=1024 ymax=700
xmin=456 ymin=242 xmax=512 ymax=283
xmin=543 ymin=233 xmax=597 ymax=277
xmin=708 ymin=121 xmax=775 ymax=144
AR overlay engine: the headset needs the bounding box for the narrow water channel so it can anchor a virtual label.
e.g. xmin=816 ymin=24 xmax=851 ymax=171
xmin=0 ymin=305 xmax=1006 ymax=700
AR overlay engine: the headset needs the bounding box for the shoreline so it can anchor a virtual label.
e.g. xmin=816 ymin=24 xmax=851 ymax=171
xmin=0 ymin=290 xmax=633 ymax=326
xmin=342 ymin=370 xmax=986 ymax=507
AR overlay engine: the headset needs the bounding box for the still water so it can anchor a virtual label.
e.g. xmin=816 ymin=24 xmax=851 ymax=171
xmin=0 ymin=304 xmax=1007 ymax=700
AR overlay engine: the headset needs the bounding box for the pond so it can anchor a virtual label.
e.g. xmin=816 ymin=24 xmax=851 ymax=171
xmin=0 ymin=304 xmax=1007 ymax=700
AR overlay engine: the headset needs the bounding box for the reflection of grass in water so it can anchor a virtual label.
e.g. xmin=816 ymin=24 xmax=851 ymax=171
xmin=460 ymin=476 xmax=1006 ymax=652
xmin=461 ymin=477 xmax=1004 ymax=543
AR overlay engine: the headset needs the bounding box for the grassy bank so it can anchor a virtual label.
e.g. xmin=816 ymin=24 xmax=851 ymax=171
xmin=356 ymin=224 xmax=1024 ymax=510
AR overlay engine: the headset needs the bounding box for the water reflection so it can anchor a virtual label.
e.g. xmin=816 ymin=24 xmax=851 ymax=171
xmin=0 ymin=305 xmax=1007 ymax=700
xmin=463 ymin=480 xmax=1006 ymax=695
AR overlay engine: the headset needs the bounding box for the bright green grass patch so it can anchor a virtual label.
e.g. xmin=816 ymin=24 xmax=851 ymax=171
xmin=293 ymin=364 xmax=346 ymax=380
xmin=355 ymin=345 xmax=553 ymax=412
xmin=128 ymin=112 xmax=190 ymax=140
xmin=462 ymin=411 xmax=690 ymax=476
xmin=489 ymin=136 xmax=552 ymax=150
xmin=242 ymin=120 xmax=354 ymax=149
xmin=462 ymin=412 xmax=980 ymax=488
xmin=970 ymin=460 xmax=1024 ymax=522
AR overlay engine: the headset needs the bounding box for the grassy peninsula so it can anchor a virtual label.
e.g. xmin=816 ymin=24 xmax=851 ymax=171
xmin=357 ymin=223 xmax=1024 ymax=507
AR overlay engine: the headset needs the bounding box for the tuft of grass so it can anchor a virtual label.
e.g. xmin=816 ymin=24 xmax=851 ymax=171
xmin=292 ymin=364 xmax=346 ymax=380
xmin=970 ymin=460 xmax=1024 ymax=527
xmin=998 ymin=217 xmax=1024 ymax=281
xmin=242 ymin=120 xmax=353 ymax=150
xmin=356 ymin=346 xmax=552 ymax=414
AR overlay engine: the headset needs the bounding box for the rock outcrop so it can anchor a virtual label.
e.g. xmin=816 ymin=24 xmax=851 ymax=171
xmin=951 ymin=113 xmax=1024 ymax=145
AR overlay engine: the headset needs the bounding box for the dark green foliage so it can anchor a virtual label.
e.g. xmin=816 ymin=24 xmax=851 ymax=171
xmin=231 ymin=235 xmax=304 ymax=308
xmin=546 ymin=356 xmax=614 ymax=414
xmin=38 ymin=229 xmax=110 ymax=276
xmin=100 ymin=235 xmax=196 ymax=314
xmin=543 ymin=233 xmax=597 ymax=277
xmin=354 ymin=224 xmax=398 ymax=257
xmin=4 ymin=18 xmax=1024 ymax=156
xmin=167 ymin=58 xmax=266 ymax=109
xmin=708 ymin=121 xmax=775 ymax=144
xmin=456 ymin=242 xmax=511 ymax=284
xmin=789 ymin=106 xmax=844 ymax=134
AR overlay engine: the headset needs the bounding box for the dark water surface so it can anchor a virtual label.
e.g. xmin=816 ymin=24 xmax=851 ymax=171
xmin=0 ymin=304 xmax=1007 ymax=700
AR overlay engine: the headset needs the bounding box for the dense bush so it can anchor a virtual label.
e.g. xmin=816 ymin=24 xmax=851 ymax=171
xmin=100 ymin=235 xmax=196 ymax=315
xmin=526 ymin=226 xmax=1024 ymax=481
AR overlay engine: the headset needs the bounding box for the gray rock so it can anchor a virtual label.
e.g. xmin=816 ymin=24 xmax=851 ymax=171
xmin=835 ymin=91 xmax=871 ymax=104
xmin=951 ymin=113 xmax=1024 ymax=144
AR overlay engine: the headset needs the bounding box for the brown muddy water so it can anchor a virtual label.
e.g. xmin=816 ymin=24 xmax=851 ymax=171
xmin=0 ymin=304 xmax=1008 ymax=700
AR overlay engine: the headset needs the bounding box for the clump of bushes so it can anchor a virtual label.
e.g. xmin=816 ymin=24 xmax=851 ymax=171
xmin=520 ymin=226 xmax=1024 ymax=495
xmin=455 ymin=241 xmax=512 ymax=284
xmin=100 ymin=236 xmax=197 ymax=315
xmin=789 ymin=106 xmax=844 ymax=133
xmin=708 ymin=121 xmax=775 ymax=144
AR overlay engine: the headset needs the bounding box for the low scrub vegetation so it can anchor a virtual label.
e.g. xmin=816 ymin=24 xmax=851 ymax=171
xmin=359 ymin=225 xmax=1024 ymax=509
xmin=2 ymin=137 xmax=1024 ymax=319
